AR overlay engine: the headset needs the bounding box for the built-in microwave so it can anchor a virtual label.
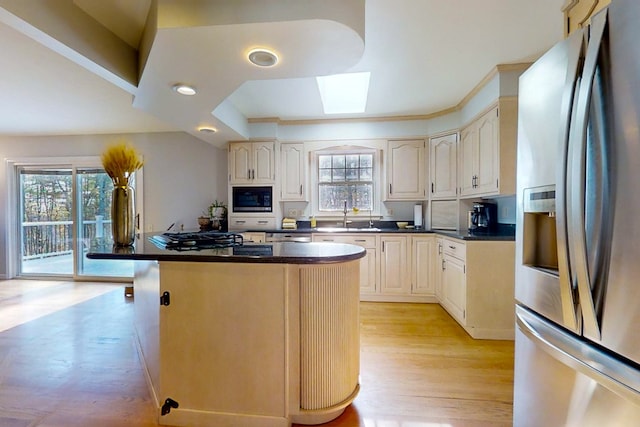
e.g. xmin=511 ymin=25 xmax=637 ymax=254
xmin=232 ymin=186 xmax=273 ymax=213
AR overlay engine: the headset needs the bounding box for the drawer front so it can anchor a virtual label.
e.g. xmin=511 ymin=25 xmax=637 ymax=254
xmin=229 ymin=217 xmax=276 ymax=230
xmin=312 ymin=234 xmax=376 ymax=249
xmin=443 ymin=238 xmax=466 ymax=260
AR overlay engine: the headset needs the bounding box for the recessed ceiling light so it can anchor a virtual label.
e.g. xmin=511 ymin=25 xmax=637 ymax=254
xmin=247 ymin=49 xmax=279 ymax=67
xmin=198 ymin=126 xmax=217 ymax=133
xmin=172 ymin=84 xmax=197 ymax=96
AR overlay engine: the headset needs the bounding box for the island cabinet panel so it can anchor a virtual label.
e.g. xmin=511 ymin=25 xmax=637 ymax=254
xmin=134 ymin=258 xmax=361 ymax=427
xmin=298 ymin=263 xmax=360 ymax=412
xmin=159 ymin=262 xmax=289 ymax=425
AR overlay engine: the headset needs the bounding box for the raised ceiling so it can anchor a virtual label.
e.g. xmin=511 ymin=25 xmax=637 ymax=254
xmin=0 ymin=0 xmax=564 ymax=147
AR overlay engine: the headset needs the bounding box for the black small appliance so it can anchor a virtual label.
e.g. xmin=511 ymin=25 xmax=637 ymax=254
xmin=469 ymin=202 xmax=497 ymax=232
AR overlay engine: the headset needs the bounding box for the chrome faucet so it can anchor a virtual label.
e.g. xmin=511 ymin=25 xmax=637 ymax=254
xmin=343 ymin=201 xmax=348 ymax=228
xmin=369 ymin=209 xmax=374 ymax=228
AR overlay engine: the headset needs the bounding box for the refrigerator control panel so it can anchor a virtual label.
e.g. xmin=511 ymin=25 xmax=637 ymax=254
xmin=524 ymin=185 xmax=556 ymax=213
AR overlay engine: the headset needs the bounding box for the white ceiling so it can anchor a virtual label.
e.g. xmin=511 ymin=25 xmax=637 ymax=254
xmin=0 ymin=0 xmax=565 ymax=147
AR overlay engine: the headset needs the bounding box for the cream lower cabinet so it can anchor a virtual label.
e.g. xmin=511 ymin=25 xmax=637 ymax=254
xmin=442 ymin=246 xmax=466 ymax=324
xmin=241 ymin=232 xmax=265 ymax=243
xmin=312 ymin=234 xmax=377 ymax=295
xmin=434 ymin=237 xmax=445 ymax=302
xmin=312 ymin=233 xmax=436 ymax=303
xmin=439 ymin=237 xmax=515 ymax=340
xmin=379 ymin=235 xmax=410 ymax=295
xmin=411 ymin=236 xmax=436 ymax=296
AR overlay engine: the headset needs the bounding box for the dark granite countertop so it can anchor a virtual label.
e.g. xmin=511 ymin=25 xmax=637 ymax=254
xmin=256 ymin=224 xmax=515 ymax=241
xmin=87 ymin=233 xmax=366 ymax=264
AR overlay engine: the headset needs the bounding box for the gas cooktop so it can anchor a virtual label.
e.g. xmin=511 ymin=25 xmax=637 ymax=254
xmin=149 ymin=231 xmax=244 ymax=251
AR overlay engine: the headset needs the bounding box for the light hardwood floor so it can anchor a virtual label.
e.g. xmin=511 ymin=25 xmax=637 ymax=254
xmin=0 ymin=280 xmax=514 ymax=427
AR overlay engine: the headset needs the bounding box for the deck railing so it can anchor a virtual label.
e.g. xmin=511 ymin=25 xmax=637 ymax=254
xmin=22 ymin=217 xmax=111 ymax=259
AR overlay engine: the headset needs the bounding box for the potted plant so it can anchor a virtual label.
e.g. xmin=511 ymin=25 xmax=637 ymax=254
xmin=209 ymin=200 xmax=227 ymax=219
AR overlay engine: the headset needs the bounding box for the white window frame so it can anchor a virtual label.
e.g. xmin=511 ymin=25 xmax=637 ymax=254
xmin=310 ymin=145 xmax=382 ymax=219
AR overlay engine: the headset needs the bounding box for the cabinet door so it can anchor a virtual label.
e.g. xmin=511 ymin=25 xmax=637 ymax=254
xmin=429 ymin=133 xmax=458 ymax=199
xmin=459 ymin=125 xmax=477 ymax=196
xmin=313 ymin=234 xmax=378 ymax=295
xmin=386 ymin=140 xmax=426 ymax=200
xmin=229 ymin=142 xmax=252 ymax=183
xmin=411 ymin=236 xmax=435 ymax=295
xmin=280 ymin=143 xmax=306 ymax=200
xmin=252 ymin=142 xmax=275 ymax=183
xmin=242 ymin=232 xmax=265 ymax=243
xmin=434 ymin=238 xmax=444 ymax=302
xmin=442 ymin=255 xmax=466 ymax=324
xmin=475 ymin=107 xmax=499 ymax=194
xmin=360 ymin=248 xmax=377 ymax=295
xmin=380 ymin=236 xmax=410 ymax=294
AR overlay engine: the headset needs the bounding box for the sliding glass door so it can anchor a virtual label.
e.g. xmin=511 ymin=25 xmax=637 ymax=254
xmin=19 ymin=168 xmax=73 ymax=275
xmin=75 ymin=168 xmax=134 ymax=278
xmin=17 ymin=163 xmax=135 ymax=279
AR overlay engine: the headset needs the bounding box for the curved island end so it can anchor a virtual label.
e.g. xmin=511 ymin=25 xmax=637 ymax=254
xmin=88 ymin=236 xmax=365 ymax=427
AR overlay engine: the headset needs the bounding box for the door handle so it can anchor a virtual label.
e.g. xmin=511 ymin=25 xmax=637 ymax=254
xmin=568 ymin=9 xmax=608 ymax=341
xmin=555 ymin=26 xmax=585 ymax=334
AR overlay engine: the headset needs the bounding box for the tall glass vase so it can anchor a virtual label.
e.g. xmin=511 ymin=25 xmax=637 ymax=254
xmin=111 ymin=185 xmax=135 ymax=246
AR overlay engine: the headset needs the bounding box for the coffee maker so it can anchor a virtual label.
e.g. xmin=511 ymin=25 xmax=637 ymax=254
xmin=469 ymin=202 xmax=497 ymax=233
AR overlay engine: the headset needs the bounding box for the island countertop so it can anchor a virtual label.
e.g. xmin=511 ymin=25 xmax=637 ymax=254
xmin=87 ymin=233 xmax=365 ymax=264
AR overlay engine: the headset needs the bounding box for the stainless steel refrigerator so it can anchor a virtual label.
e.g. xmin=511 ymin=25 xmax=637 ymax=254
xmin=514 ymin=0 xmax=640 ymax=425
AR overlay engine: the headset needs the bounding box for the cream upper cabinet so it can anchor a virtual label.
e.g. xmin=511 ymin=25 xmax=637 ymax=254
xmin=563 ymin=0 xmax=610 ymax=36
xmin=379 ymin=235 xmax=410 ymax=295
xmin=411 ymin=235 xmax=436 ymax=295
xmin=458 ymin=99 xmax=517 ymax=198
xmin=386 ymin=140 xmax=426 ymax=201
xmin=229 ymin=141 xmax=275 ymax=184
xmin=279 ymin=143 xmax=306 ymax=201
xmin=429 ymin=133 xmax=458 ymax=199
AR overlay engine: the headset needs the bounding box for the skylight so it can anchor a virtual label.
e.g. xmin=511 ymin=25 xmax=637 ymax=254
xmin=316 ymin=72 xmax=370 ymax=114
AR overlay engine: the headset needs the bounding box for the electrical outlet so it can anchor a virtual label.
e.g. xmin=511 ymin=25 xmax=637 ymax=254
xmin=287 ymin=208 xmax=297 ymax=217
xmin=146 ymin=224 xmax=153 ymax=232
xmin=387 ymin=208 xmax=394 ymax=216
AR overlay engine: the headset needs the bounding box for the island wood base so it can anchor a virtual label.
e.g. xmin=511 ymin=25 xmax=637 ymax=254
xmin=134 ymin=259 xmax=360 ymax=427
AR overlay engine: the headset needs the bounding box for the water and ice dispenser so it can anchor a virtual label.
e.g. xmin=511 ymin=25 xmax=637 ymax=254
xmin=522 ymin=185 xmax=559 ymax=275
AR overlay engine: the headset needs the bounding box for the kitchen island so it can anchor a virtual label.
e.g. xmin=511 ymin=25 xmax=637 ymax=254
xmin=88 ymin=234 xmax=365 ymax=427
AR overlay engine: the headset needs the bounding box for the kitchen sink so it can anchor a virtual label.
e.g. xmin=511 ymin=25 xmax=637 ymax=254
xmin=315 ymin=227 xmax=381 ymax=232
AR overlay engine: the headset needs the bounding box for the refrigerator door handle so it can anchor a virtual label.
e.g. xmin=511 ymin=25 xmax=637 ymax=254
xmin=568 ymin=9 xmax=608 ymax=341
xmin=516 ymin=306 xmax=640 ymax=405
xmin=556 ymin=29 xmax=586 ymax=332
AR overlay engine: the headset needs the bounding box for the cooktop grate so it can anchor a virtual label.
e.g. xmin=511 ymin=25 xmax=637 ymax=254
xmin=149 ymin=231 xmax=244 ymax=251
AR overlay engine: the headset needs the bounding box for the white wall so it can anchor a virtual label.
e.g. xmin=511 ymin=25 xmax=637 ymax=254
xmin=0 ymin=131 xmax=227 ymax=277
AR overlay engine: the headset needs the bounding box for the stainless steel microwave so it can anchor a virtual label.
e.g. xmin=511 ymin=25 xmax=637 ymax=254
xmin=232 ymin=186 xmax=273 ymax=212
